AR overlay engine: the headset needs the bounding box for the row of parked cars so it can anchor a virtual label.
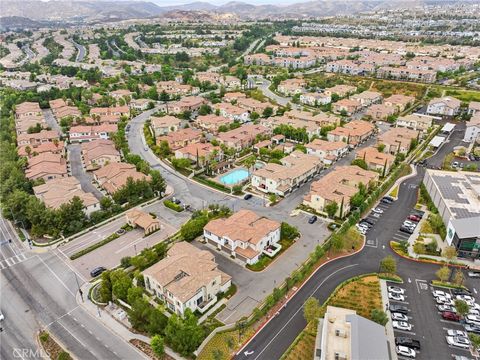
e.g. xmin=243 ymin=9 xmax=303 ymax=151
xmin=399 ymin=209 xmax=425 ymax=235
xmin=355 ymin=196 xmax=395 ymax=235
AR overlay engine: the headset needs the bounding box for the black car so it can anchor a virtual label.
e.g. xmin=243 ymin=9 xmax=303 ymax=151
xmin=400 ymin=226 xmax=414 ymax=234
xmin=308 ymin=215 xmax=318 ymax=224
xmin=362 ymin=218 xmax=374 ymax=226
xmin=389 ymin=304 xmax=408 ymax=314
xmin=395 ymin=337 xmax=421 ymax=350
xmin=90 ymin=266 xmax=106 ymax=278
xmin=384 ymin=196 xmax=395 ymax=202
xmin=453 ymin=288 xmax=472 ymax=296
xmin=359 ymin=220 xmax=372 ymax=228
xmin=411 ymin=209 xmax=425 ymax=218
xmin=243 ymin=194 xmax=253 ymax=200
xmin=380 ymin=198 xmax=392 ymax=204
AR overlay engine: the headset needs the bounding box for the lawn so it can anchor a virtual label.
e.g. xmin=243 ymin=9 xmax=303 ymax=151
xmin=196 ymin=326 xmax=255 ymax=360
xmin=389 ymin=185 xmax=399 ymax=198
xmin=420 ymin=219 xmax=434 ymax=234
xmin=444 ymin=89 xmax=480 ymax=103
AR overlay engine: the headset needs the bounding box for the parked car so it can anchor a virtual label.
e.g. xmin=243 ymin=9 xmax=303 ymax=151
xmin=411 ymin=210 xmax=425 ymax=218
xmin=400 ymin=226 xmax=414 ymax=234
xmin=457 ymin=295 xmax=476 ymax=304
xmin=372 ymin=213 xmax=381 ymax=218
xmin=393 ymin=321 xmax=412 ymax=331
xmin=381 ymin=198 xmax=392 ymax=204
xmin=384 ymin=196 xmax=395 ymax=202
xmin=452 ymin=161 xmax=459 ymax=168
xmin=391 ymin=313 xmax=409 ymax=321
xmin=308 ymin=215 xmax=318 ymax=224
xmin=442 ymin=311 xmax=461 ymax=322
xmin=447 ymin=329 xmax=468 ymax=337
xmin=436 ymin=295 xmax=454 ymax=305
xmin=243 ymin=194 xmax=253 ymax=200
xmin=359 ymin=220 xmax=372 ymax=228
xmin=453 ymin=289 xmax=471 ymax=296
xmin=433 ymin=290 xmax=452 ymax=298
xmin=437 ymin=304 xmax=456 ymax=312
xmin=372 ymin=207 xmax=384 ymax=214
xmin=388 ymin=286 xmax=405 ymax=294
xmin=469 ymin=309 xmax=480 ymax=316
xmin=465 ymin=315 xmax=480 ymax=326
xmin=464 ymin=324 xmax=480 ymax=335
xmin=90 ymin=266 xmax=106 ymax=278
xmin=468 ymin=271 xmax=480 ymax=278
xmin=389 ymin=292 xmax=405 ymax=302
xmin=390 ymin=304 xmax=409 ymax=314
xmin=362 ymin=218 xmax=375 ymax=226
xmin=446 ymin=336 xmax=470 ymax=349
xmin=408 ymin=215 xmax=421 ymax=222
xmin=396 ymin=345 xmax=416 ymax=358
xmin=395 ymin=337 xmax=421 ymax=350
xmin=403 ymin=220 xmax=417 ymax=228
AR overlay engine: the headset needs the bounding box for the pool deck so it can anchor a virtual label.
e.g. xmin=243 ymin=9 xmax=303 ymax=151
xmin=215 ymin=167 xmax=250 ymax=186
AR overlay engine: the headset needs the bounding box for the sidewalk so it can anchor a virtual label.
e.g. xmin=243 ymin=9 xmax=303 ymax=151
xmin=380 ymin=280 xmax=398 ymax=360
xmin=79 ymin=283 xmax=186 ymax=360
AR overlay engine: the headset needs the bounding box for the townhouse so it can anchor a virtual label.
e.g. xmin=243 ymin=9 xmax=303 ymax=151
xmin=244 ymin=53 xmax=272 ymax=66
xmin=14 ymin=101 xmax=47 ymax=135
xmin=49 ymin=99 xmax=82 ymax=120
xmin=236 ymin=97 xmax=275 ymax=115
xmin=300 ymin=92 xmax=331 ymax=106
xmin=204 ymin=209 xmax=281 ymax=265
xmin=221 ymin=75 xmax=241 ymax=90
xmin=130 ymin=98 xmax=151 ymax=111
xmin=468 ymin=102 xmax=480 ymax=116
xmin=464 ymin=113 xmax=480 ymax=143
xmin=426 ymin=97 xmax=461 ymax=117
xmin=17 ymin=141 xmax=65 ymax=158
xmin=286 ymin=110 xmax=340 ymax=128
xmin=214 ymin=103 xmax=250 ymax=123
xmin=90 ymin=105 xmax=130 ymax=120
xmin=377 ymin=127 xmax=419 ymax=155
xmin=157 ymin=81 xmax=199 ymax=96
xmin=365 ymin=104 xmax=396 ymax=121
xmin=251 ymin=151 xmax=322 ymax=196
xmin=81 ymin=139 xmax=121 ymax=171
xmin=277 ymin=78 xmax=306 ymax=96
xmin=17 ymin=130 xmax=60 ymax=147
xmin=384 ymin=94 xmax=415 ymax=112
xmin=174 ymin=143 xmax=222 ymax=165
xmin=69 ymin=124 xmax=118 ymax=143
xmin=143 ymin=241 xmax=231 ymax=316
xmin=327 ymin=120 xmax=375 ymax=146
xmin=332 ymin=99 xmax=362 ymax=115
xmin=326 ymin=60 xmax=375 ymax=76
xmin=109 ymin=89 xmax=133 ymax=102
xmin=377 ymin=66 xmax=437 ymax=83
xmin=223 ymin=92 xmax=246 ymax=102
xmin=194 ymin=114 xmax=231 ymax=134
xmin=33 ymin=177 xmax=100 ymax=216
xmin=196 ymin=71 xmax=220 ymax=84
xmin=272 ymin=56 xmax=316 ymax=69
xmin=305 ymin=139 xmax=349 ymax=165
xmin=150 ymin=115 xmax=182 ymax=137
xmin=168 ymin=96 xmax=205 ymax=114
xmin=396 ymin=113 xmax=434 ymax=132
xmin=25 ymin=153 xmax=68 ymax=181
xmin=93 ymin=162 xmax=151 ymax=195
xmin=356 ymin=147 xmax=395 ymax=175
xmin=324 ymin=85 xmax=357 ymax=98
xmin=216 ymin=124 xmax=270 ymax=151
xmin=303 ymin=165 xmax=379 ymax=218
xmin=156 ymin=128 xmax=203 ymax=151
xmin=350 ymin=91 xmax=383 ymax=108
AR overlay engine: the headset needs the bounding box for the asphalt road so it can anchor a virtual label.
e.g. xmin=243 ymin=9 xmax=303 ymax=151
xmin=42 ymin=108 xmax=65 ymax=136
xmin=71 ymin=40 xmax=86 ymax=62
xmin=68 ymin=144 xmax=104 ymax=200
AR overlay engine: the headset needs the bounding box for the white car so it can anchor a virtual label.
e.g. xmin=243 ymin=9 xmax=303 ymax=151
xmin=389 ymin=292 xmax=405 ymax=301
xmin=356 ymin=223 xmax=368 ymax=230
xmin=391 ymin=313 xmax=408 ymax=321
xmin=469 ymin=309 xmax=480 ymax=316
xmin=388 ymin=286 xmax=405 ymax=295
xmin=393 ymin=321 xmax=412 ymax=331
xmin=403 ymin=221 xmax=416 ymax=228
xmin=396 ymin=345 xmax=416 ymax=358
xmin=372 ymin=207 xmax=384 ymax=214
xmin=446 ymin=336 xmax=470 ymax=349
xmin=372 ymin=213 xmax=381 ymax=218
xmin=433 ymin=290 xmax=451 ymax=299
xmin=436 ymin=295 xmax=454 ymax=305
xmin=472 ymin=303 xmax=480 ymax=311
xmin=0 ymin=312 xmax=4 ymax=322
xmin=447 ymin=329 xmax=468 ymax=337
xmin=465 ymin=315 xmax=480 ymax=326
xmin=457 ymin=295 xmax=476 ymax=305
xmin=438 ymin=304 xmax=456 ymax=312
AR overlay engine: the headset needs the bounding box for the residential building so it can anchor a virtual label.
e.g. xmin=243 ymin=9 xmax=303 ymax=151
xmin=396 ymin=113 xmax=434 ymax=132
xmin=236 ymin=97 xmax=274 ymax=115
xmin=384 ymin=94 xmax=415 ymax=112
xmin=300 ymin=92 xmax=331 ymax=106
xmin=156 ymin=128 xmax=203 ymax=150
xmin=217 ymin=124 xmax=270 ymax=151
xmin=17 ymin=130 xmax=59 ymax=147
xmin=223 ymin=92 xmax=246 ymax=102
xmin=126 ymin=209 xmax=160 ymax=235
xmin=90 ymin=105 xmax=130 ymax=119
xmin=214 ymin=103 xmax=250 ymax=123
xmin=93 ymin=162 xmax=150 ymax=194
xmin=468 ymin=102 xmax=480 ymax=116
xmin=244 ymin=53 xmax=272 ymax=66
xmin=324 ymin=85 xmax=357 ymax=98
xmin=351 ymin=91 xmax=383 ymax=108
xmin=251 ymin=151 xmax=322 ymax=196
xmin=15 ymin=101 xmax=42 ymax=119
xmin=81 ymin=139 xmax=121 ymax=171
xmin=194 ymin=114 xmax=231 ymax=134
xmin=174 ymin=143 xmax=221 ymax=165
xmin=423 ymin=170 xmax=480 ymax=259
xmin=33 ymin=177 xmax=100 ymax=216
xmin=303 ymin=166 xmax=378 ymax=217
xmin=426 ymin=97 xmax=461 ymax=117
xmin=378 ymin=127 xmax=419 ymax=155
xmin=277 ymin=78 xmax=306 ymax=96
xmin=365 ymin=104 xmax=396 ymax=121
xmin=69 ymin=124 xmax=117 ymax=143
xmin=144 ymin=241 xmax=232 ymax=315
xmin=204 ymin=210 xmax=281 ymax=265
xmin=332 ymin=99 xmax=362 ymax=115
xmin=150 ymin=115 xmax=182 ymax=137
xmin=464 ymin=114 xmax=480 ymax=143
xmin=377 ymin=66 xmax=437 ymax=83
xmin=130 ymin=98 xmax=151 ymax=111
xmin=25 ymin=153 xmax=67 ymax=181
xmin=169 ymin=96 xmax=205 ymax=114
xmin=314 ymin=306 xmax=390 ymax=360
xmin=305 ymin=139 xmax=349 ymax=165
xmin=355 ymin=147 xmax=395 ymax=175
xmin=327 ymin=120 xmax=375 ymax=146
xmin=18 ymin=141 xmax=65 ymax=158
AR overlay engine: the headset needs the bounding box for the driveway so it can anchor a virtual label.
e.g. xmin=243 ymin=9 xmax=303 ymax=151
xmin=68 ymin=144 xmax=104 ymax=200
xmin=42 ymin=108 xmax=64 ymax=135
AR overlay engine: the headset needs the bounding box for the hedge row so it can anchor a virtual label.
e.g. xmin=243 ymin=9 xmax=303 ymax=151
xmin=70 ymin=233 xmax=120 ymax=260
xmin=163 ymin=199 xmax=184 ymax=212
xmin=193 ymin=176 xmax=231 ymax=193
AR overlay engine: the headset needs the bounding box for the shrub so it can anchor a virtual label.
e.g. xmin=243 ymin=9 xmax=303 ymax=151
xmin=163 ymin=199 xmax=184 ymax=212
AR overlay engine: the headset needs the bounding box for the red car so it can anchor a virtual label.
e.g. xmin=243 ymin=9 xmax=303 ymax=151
xmin=442 ymin=311 xmax=460 ymax=322
xmin=408 ymin=215 xmax=421 ymax=222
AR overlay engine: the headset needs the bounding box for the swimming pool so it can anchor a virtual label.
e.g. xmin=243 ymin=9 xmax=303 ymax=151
xmin=219 ymin=169 xmax=249 ymax=185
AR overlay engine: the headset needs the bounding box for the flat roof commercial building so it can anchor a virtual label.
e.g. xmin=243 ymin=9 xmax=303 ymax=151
xmin=423 ymin=169 xmax=480 ymax=259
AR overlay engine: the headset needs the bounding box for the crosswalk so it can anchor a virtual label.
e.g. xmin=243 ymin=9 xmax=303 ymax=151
xmin=0 ymin=252 xmax=29 ymax=270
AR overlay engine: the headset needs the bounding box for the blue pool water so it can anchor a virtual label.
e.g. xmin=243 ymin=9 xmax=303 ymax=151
xmin=220 ymin=169 xmax=249 ymax=185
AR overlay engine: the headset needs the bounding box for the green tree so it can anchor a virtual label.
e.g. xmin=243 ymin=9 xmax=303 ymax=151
xmin=280 ymin=222 xmax=300 ymax=241
xmin=128 ymin=298 xmax=151 ymax=332
xmin=351 ymin=158 xmax=368 ymax=170
xmin=164 ymin=309 xmax=204 ymax=356
xmin=151 ymin=335 xmax=165 ymax=357
xmin=150 ymin=170 xmax=166 ymax=195
xmin=147 ymin=308 xmax=168 ymax=336
xmin=453 ymin=269 xmax=465 ymax=286
xmin=370 ymin=309 xmax=388 ymax=326
xmin=325 ymin=201 xmax=338 ymax=218
xmin=303 ymin=297 xmax=321 ymax=323
xmin=262 ymin=107 xmax=273 ymax=118
xmin=158 ymin=140 xmax=171 ymax=158
xmin=455 ymin=299 xmax=470 ymax=317
xmin=436 ymin=266 xmax=451 ymax=282
xmin=442 ymin=246 xmax=457 ymax=263
xmin=127 ymin=286 xmax=143 ymax=305
xmin=469 ymin=333 xmax=480 ymax=349
xmin=331 ymin=234 xmax=344 ymax=252
xmin=377 ymin=143 xmax=386 ymax=152
xmin=110 ymin=269 xmax=132 ymax=302
xmin=180 ymin=216 xmax=209 ymax=241
xmin=379 ymin=255 xmax=396 ymax=274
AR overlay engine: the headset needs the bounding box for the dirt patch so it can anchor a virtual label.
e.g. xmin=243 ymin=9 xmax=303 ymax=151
xmin=129 ymin=339 xmax=173 ymax=360
xmin=38 ymin=331 xmax=71 ymax=360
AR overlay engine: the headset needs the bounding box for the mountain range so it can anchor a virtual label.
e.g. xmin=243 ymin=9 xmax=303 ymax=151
xmin=0 ymin=0 xmax=475 ymax=27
